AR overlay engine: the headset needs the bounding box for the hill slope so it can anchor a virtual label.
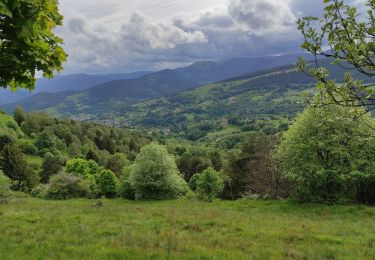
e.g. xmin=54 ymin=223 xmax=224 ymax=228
xmin=2 ymin=53 xmax=311 ymax=113
xmin=82 ymin=58 xmax=373 ymax=142
xmin=4 ymin=56 xmax=372 ymax=141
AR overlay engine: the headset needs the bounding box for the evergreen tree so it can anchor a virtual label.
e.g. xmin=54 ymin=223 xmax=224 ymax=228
xmin=1 ymin=144 xmax=39 ymax=191
xmin=35 ymin=131 xmax=55 ymax=151
xmin=41 ymin=152 xmax=63 ymax=183
xmin=13 ymin=107 xmax=26 ymax=126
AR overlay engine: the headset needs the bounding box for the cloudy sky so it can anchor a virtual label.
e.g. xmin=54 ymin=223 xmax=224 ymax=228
xmin=56 ymin=0 xmax=363 ymax=74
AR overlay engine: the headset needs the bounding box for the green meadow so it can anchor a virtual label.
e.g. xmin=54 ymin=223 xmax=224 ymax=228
xmin=1 ymin=198 xmax=374 ymax=259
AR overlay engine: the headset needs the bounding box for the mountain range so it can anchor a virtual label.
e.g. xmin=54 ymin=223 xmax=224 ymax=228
xmin=1 ymin=53 xmax=373 ymax=141
xmin=2 ymin=53 xmax=312 ymax=113
xmin=0 ymin=71 xmax=151 ymax=105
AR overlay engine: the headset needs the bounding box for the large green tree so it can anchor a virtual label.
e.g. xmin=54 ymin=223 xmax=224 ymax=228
xmin=0 ymin=0 xmax=67 ymax=90
xmin=129 ymin=143 xmax=189 ymax=200
xmin=275 ymin=104 xmax=375 ymax=204
xmin=297 ymin=0 xmax=375 ymax=110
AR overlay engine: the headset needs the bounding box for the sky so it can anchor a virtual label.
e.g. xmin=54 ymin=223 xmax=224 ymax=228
xmin=56 ymin=0 xmax=365 ymax=74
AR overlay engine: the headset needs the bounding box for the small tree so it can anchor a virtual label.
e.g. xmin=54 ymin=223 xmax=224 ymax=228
xmin=65 ymin=158 xmax=101 ymax=196
xmin=129 ymin=143 xmax=189 ymax=200
xmin=96 ymin=170 xmax=118 ymax=198
xmin=223 ymin=134 xmax=283 ymax=199
xmin=118 ymin=166 xmax=135 ymax=200
xmin=13 ymin=107 xmax=26 ymax=126
xmin=196 ymin=167 xmax=224 ymax=202
xmin=35 ymin=131 xmax=55 ymax=151
xmin=106 ymin=153 xmax=127 ymax=178
xmin=65 ymin=158 xmax=100 ymax=178
xmin=275 ymin=105 xmax=375 ymax=204
xmin=41 ymin=152 xmax=63 ymax=183
xmin=1 ymin=144 xmax=39 ymax=191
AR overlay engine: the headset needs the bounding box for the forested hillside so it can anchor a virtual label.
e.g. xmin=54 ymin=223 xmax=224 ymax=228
xmin=0 ymin=106 xmax=288 ymax=201
xmin=3 ymin=54 xmax=311 ymax=115
xmin=84 ymin=58 xmax=374 ymax=141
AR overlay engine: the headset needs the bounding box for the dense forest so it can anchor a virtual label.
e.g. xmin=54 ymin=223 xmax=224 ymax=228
xmin=1 ymin=102 xmax=375 ymax=205
xmin=0 ymin=107 xmax=285 ymax=201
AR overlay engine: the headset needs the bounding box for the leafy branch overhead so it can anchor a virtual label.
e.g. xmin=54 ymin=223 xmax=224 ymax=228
xmin=297 ymin=0 xmax=375 ymax=111
xmin=0 ymin=0 xmax=67 ymax=91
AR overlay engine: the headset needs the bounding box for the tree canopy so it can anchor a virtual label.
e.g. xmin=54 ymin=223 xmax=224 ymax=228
xmin=0 ymin=0 xmax=67 ymax=90
xmin=129 ymin=143 xmax=189 ymax=200
xmin=297 ymin=0 xmax=375 ymax=111
xmin=275 ymin=104 xmax=375 ymax=203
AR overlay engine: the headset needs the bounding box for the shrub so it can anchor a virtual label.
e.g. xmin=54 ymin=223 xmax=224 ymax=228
xmin=129 ymin=143 xmax=189 ymax=200
xmin=30 ymin=184 xmax=48 ymax=199
xmin=0 ymin=170 xmax=11 ymax=202
xmin=19 ymin=140 xmax=38 ymax=155
xmin=119 ymin=178 xmax=135 ymax=200
xmin=184 ymin=190 xmax=198 ymax=200
xmin=0 ymin=133 xmax=15 ymax=150
xmin=65 ymin=158 xmax=102 ymax=197
xmin=6 ymin=120 xmax=18 ymax=131
xmin=95 ymin=170 xmax=118 ymax=198
xmin=196 ymin=167 xmax=224 ymax=202
xmin=170 ymin=173 xmax=190 ymax=198
xmin=65 ymin=158 xmax=100 ymax=178
xmin=188 ymin=174 xmax=198 ymax=191
xmin=45 ymin=173 xmax=92 ymax=200
xmin=275 ymin=105 xmax=375 ymax=204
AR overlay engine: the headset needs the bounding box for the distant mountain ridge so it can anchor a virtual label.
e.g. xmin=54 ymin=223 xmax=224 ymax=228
xmin=0 ymin=71 xmax=152 ymax=105
xmin=2 ymin=53 xmax=312 ymax=113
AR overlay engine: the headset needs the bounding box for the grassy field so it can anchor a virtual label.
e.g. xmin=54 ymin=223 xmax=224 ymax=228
xmin=1 ymin=198 xmax=375 ymax=259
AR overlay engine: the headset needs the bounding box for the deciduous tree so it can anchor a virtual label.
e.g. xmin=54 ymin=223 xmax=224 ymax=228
xmin=0 ymin=0 xmax=67 ymax=90
xmin=297 ymin=0 xmax=375 ymax=111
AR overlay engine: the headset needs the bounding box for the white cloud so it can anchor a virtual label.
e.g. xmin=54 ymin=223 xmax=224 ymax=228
xmin=56 ymin=0 xmax=328 ymax=74
xmin=60 ymin=12 xmax=207 ymax=73
xmin=228 ymin=0 xmax=296 ymax=36
xmin=120 ymin=13 xmax=206 ymax=51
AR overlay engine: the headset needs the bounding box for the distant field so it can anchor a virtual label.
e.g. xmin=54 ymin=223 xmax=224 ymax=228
xmin=1 ymin=198 xmax=375 ymax=259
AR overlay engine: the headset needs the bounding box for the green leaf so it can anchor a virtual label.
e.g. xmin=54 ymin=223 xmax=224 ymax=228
xmin=0 ymin=2 xmax=12 ymax=18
